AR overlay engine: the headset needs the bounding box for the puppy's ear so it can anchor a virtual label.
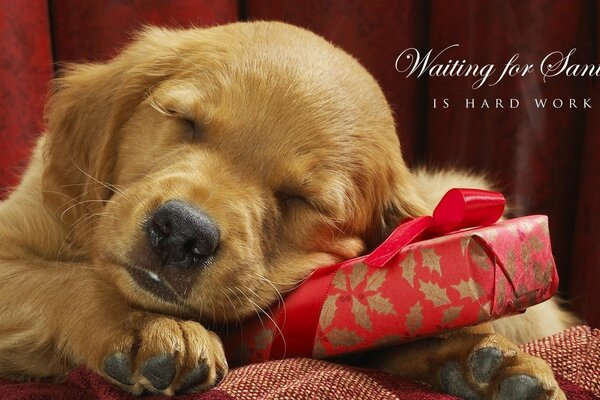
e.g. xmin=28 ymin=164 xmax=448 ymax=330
xmin=366 ymin=163 xmax=430 ymax=249
xmin=42 ymin=27 xmax=177 ymax=229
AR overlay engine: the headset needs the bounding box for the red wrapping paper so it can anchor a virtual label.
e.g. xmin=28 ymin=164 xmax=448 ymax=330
xmin=220 ymin=189 xmax=559 ymax=366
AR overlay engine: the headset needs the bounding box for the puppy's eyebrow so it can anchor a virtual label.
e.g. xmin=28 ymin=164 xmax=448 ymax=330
xmin=146 ymin=83 xmax=205 ymax=120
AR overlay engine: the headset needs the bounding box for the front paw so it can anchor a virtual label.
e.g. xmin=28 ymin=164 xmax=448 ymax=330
xmin=97 ymin=312 xmax=227 ymax=395
xmin=438 ymin=335 xmax=564 ymax=400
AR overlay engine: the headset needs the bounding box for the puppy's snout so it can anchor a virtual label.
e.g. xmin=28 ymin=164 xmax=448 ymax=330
xmin=147 ymin=200 xmax=219 ymax=267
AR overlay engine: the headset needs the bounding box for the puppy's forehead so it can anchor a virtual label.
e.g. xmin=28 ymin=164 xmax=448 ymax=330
xmin=148 ymin=23 xmax=398 ymax=198
xmin=157 ymin=57 xmax=358 ymax=157
xmin=161 ymin=22 xmax=388 ymax=138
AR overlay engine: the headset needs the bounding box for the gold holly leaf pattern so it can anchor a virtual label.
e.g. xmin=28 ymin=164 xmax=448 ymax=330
xmin=495 ymin=277 xmax=506 ymax=311
xmin=533 ymin=259 xmax=552 ymax=286
xmin=421 ymin=247 xmax=442 ymax=276
xmin=255 ymin=328 xmax=274 ymax=350
xmin=319 ymin=294 xmax=339 ymax=330
xmin=400 ymin=252 xmax=417 ymax=286
xmin=327 ymin=262 xmax=397 ymax=332
xmin=470 ymin=240 xmax=491 ymax=271
xmin=349 ymin=263 xmax=367 ymax=290
xmin=505 ymin=250 xmax=517 ymax=277
xmin=442 ymin=305 xmax=464 ymax=325
xmin=525 ymin=288 xmax=540 ymax=307
xmin=352 ymin=297 xmax=372 ymax=330
xmin=519 ymin=224 xmax=545 ymax=265
xmin=527 ymin=235 xmax=545 ymax=253
xmin=520 ymin=243 xmax=532 ymax=266
xmin=326 ymin=328 xmax=363 ymax=348
xmin=313 ymin=338 xmax=326 ymax=359
xmin=545 ymin=259 xmax=555 ymax=282
xmin=419 ymin=279 xmax=451 ymax=307
xmin=332 ymin=269 xmax=347 ymax=290
xmin=406 ymin=301 xmax=423 ymax=335
xmin=365 ymin=268 xmax=387 ymax=291
xmin=452 ymin=278 xmax=485 ymax=301
xmin=366 ymin=292 xmax=397 ymax=315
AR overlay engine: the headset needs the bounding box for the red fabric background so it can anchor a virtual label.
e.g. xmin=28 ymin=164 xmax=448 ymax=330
xmin=50 ymin=0 xmax=238 ymax=63
xmin=0 ymin=1 xmax=598 ymax=325
xmin=1 ymin=326 xmax=599 ymax=399
xmin=0 ymin=0 xmax=53 ymax=192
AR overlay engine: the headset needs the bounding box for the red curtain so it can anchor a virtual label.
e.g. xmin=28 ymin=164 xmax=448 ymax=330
xmin=0 ymin=1 xmax=53 ymax=191
xmin=571 ymin=4 xmax=600 ymax=326
xmin=50 ymin=0 xmax=238 ymax=62
xmin=0 ymin=0 xmax=598 ymax=326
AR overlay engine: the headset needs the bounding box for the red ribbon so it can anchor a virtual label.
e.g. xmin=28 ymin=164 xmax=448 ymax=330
xmin=366 ymin=188 xmax=505 ymax=267
xmin=269 ymin=188 xmax=505 ymax=359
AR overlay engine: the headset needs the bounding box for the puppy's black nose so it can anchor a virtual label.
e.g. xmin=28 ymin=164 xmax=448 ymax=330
xmin=147 ymin=200 xmax=219 ymax=267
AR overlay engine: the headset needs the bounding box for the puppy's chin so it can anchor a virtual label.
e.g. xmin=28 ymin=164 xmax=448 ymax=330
xmin=125 ymin=246 xmax=213 ymax=303
xmin=98 ymin=258 xmax=183 ymax=313
xmin=99 ymin=254 xmax=248 ymax=323
xmin=126 ymin=266 xmax=185 ymax=304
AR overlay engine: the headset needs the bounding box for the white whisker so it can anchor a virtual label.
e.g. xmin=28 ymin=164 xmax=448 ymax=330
xmin=70 ymin=161 xmax=129 ymax=200
xmin=59 ymin=199 xmax=117 ymax=222
xmin=237 ymin=286 xmax=287 ymax=358
xmin=234 ymin=287 xmax=265 ymax=329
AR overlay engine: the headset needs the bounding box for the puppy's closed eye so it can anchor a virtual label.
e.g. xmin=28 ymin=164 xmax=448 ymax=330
xmin=147 ymin=90 xmax=204 ymax=142
xmin=275 ymin=191 xmax=308 ymax=211
xmin=167 ymin=111 xmax=201 ymax=142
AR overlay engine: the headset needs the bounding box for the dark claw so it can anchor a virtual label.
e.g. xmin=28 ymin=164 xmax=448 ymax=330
xmin=440 ymin=361 xmax=482 ymax=400
xmin=104 ymin=353 xmax=132 ymax=385
xmin=140 ymin=354 xmax=176 ymax=390
xmin=177 ymin=364 xmax=209 ymax=393
xmin=469 ymin=347 xmax=504 ymax=384
xmin=498 ymin=375 xmax=544 ymax=400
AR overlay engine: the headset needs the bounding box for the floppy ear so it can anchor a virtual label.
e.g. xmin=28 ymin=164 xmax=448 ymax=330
xmin=42 ymin=27 xmax=178 ymax=230
xmin=365 ymin=156 xmax=430 ymax=249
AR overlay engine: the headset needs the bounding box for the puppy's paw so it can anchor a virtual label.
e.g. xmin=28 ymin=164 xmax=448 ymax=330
xmin=438 ymin=336 xmax=564 ymax=400
xmin=98 ymin=312 xmax=227 ymax=395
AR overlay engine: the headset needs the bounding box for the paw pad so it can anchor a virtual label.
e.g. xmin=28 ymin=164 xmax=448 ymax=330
xmin=178 ymin=364 xmax=209 ymax=393
xmin=469 ymin=346 xmax=504 ymax=384
xmin=498 ymin=375 xmax=544 ymax=400
xmin=140 ymin=353 xmax=176 ymax=390
xmin=104 ymin=353 xmax=132 ymax=385
xmin=440 ymin=361 xmax=482 ymax=400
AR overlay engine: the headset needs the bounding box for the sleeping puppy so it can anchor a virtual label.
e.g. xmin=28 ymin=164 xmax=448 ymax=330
xmin=0 ymin=22 xmax=576 ymax=398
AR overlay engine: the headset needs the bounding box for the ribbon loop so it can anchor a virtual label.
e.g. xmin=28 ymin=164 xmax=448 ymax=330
xmin=365 ymin=188 xmax=505 ymax=268
xmin=432 ymin=188 xmax=505 ymax=233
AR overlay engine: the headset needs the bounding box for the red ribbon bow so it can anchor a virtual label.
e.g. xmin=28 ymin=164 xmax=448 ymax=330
xmin=269 ymin=188 xmax=505 ymax=359
xmin=365 ymin=188 xmax=505 ymax=268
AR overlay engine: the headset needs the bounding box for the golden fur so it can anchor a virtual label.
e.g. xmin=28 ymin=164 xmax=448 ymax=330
xmin=0 ymin=22 xmax=575 ymax=397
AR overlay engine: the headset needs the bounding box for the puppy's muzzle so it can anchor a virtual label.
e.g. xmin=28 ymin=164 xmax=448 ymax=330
xmin=146 ymin=200 xmax=219 ymax=268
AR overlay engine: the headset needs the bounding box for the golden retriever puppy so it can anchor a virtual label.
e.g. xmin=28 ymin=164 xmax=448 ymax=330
xmin=0 ymin=22 xmax=575 ymax=398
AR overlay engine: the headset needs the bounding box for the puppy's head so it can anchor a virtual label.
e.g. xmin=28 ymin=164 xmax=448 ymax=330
xmin=43 ymin=22 xmax=427 ymax=322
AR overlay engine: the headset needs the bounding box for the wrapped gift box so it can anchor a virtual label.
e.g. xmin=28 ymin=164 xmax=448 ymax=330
xmin=220 ymin=189 xmax=559 ymax=366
